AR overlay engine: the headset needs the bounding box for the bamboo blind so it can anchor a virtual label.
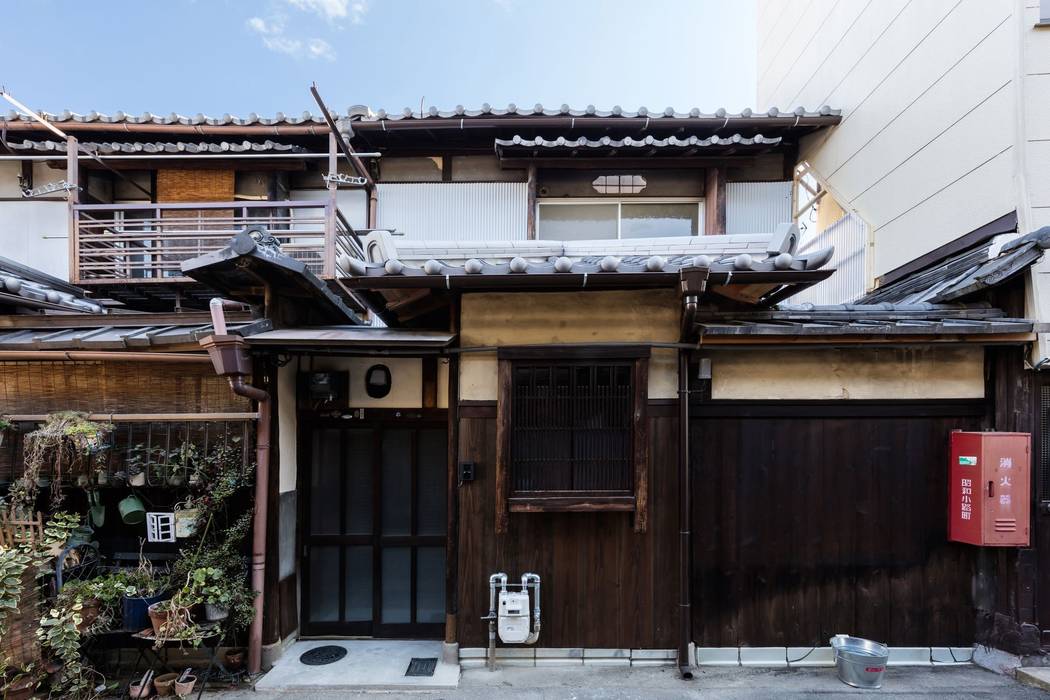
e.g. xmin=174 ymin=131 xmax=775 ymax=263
xmin=156 ymin=169 xmax=235 ymax=203
xmin=0 ymin=361 xmax=250 ymax=415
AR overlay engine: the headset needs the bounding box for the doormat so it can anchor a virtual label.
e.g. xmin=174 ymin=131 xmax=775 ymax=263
xmin=405 ymin=657 xmax=438 ymax=677
xmin=299 ymin=645 xmax=348 ymax=666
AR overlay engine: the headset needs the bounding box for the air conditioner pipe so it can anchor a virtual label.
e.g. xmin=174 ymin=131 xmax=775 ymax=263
xmin=483 ymin=573 xmax=508 ymax=671
xmin=521 ymin=572 xmax=541 ymax=644
xmin=200 ymin=299 xmax=271 ymax=677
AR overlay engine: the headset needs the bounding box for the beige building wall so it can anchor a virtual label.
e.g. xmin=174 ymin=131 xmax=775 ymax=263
xmin=709 ymin=346 xmax=985 ymax=400
xmin=459 ymin=290 xmax=681 ymax=400
xmin=758 ymin=0 xmax=1019 ymax=280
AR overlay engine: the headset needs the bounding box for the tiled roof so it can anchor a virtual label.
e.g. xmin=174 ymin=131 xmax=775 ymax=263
xmin=0 ymin=256 xmax=102 ymax=314
xmin=7 ymin=139 xmax=307 ymax=154
xmin=3 ymin=104 xmax=839 ymax=126
xmin=694 ymin=303 xmax=1040 ymax=338
xmin=494 ymin=133 xmax=780 ymax=155
xmin=3 ymin=110 xmax=325 ymax=126
xmin=340 ymin=225 xmax=834 ymax=278
xmin=861 ymin=226 xmax=1050 ymax=305
xmin=0 ymin=318 xmax=270 ymax=350
xmin=355 ymin=103 xmax=839 ymax=121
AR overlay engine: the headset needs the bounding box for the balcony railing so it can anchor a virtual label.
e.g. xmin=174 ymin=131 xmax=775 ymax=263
xmin=72 ymin=200 xmax=365 ymax=285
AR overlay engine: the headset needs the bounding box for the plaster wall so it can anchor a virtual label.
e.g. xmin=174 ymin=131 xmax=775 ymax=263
xmin=709 ymin=346 xmax=985 ymax=400
xmin=0 ymin=163 xmax=70 ymax=279
xmin=459 ymin=289 xmax=680 ymax=400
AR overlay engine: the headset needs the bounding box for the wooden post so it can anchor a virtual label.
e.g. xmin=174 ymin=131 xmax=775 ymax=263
xmin=632 ymin=357 xmax=649 ymax=533
xmin=526 ymin=165 xmax=538 ymax=239
xmin=494 ymin=359 xmax=512 ymax=534
xmin=67 ymin=135 xmax=79 ymax=283
xmin=704 ymin=166 xmax=726 ymax=235
xmin=323 ymin=132 xmax=338 ymax=278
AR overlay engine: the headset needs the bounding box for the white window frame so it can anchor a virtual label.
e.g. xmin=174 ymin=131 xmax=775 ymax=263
xmin=535 ymin=197 xmax=706 ymax=238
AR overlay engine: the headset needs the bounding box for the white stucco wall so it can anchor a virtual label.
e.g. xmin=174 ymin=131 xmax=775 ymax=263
xmin=0 ymin=163 xmax=70 ymax=279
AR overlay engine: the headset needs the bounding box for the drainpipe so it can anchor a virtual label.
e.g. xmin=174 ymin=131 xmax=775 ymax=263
xmin=676 ymin=264 xmax=707 ymax=679
xmin=199 ymin=299 xmax=271 ymax=677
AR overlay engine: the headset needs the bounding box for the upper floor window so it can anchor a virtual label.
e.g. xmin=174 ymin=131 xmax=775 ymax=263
xmin=592 ymin=174 xmax=647 ymax=194
xmin=536 ymin=198 xmax=704 ymax=240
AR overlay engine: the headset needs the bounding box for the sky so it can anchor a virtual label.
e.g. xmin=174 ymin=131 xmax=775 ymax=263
xmin=0 ymin=0 xmax=758 ymax=118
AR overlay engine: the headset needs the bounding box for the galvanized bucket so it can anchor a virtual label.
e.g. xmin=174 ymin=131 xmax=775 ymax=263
xmin=830 ymin=635 xmax=888 ymax=689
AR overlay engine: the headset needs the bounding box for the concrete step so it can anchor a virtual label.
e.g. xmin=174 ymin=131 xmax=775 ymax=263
xmin=1017 ymin=667 xmax=1050 ymax=693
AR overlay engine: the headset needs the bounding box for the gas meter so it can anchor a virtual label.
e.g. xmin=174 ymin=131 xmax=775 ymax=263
xmin=497 ymin=590 xmax=531 ymax=644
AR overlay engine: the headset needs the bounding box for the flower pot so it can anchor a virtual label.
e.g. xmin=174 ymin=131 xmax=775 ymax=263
xmin=118 ymin=494 xmax=146 ymax=525
xmin=3 ymin=677 xmax=36 ymax=700
xmin=96 ymin=472 xmax=109 ymax=486
xmin=35 ymin=476 xmax=50 ymax=488
xmin=129 ymin=472 xmax=146 ymax=487
xmin=224 ymin=649 xmax=244 ymax=670
xmin=75 ymin=474 xmax=90 ymax=488
xmin=128 ymin=680 xmax=151 ymax=699
xmin=77 ymin=597 xmax=102 ymax=632
xmin=168 ymin=474 xmax=186 ymax=487
xmin=148 ymin=601 xmax=172 ymax=637
xmin=174 ymin=505 xmax=199 ymax=538
xmin=188 ymin=472 xmax=201 ymax=486
xmin=174 ymin=675 xmax=197 ymax=697
xmin=204 ymin=604 xmax=228 ymax=621
xmin=122 ymin=592 xmax=166 ymax=632
xmin=153 ymin=672 xmax=178 ymax=697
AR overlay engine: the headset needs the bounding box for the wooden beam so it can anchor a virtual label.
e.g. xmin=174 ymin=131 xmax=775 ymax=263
xmin=704 ymin=166 xmax=726 ymax=235
xmin=67 ymin=135 xmax=79 ymax=283
xmin=632 ymin=356 xmax=649 ymax=533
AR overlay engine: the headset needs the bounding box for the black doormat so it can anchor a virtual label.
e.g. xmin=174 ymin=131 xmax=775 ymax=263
xmin=299 ymin=645 xmax=348 ymax=666
xmin=405 ymin=657 xmax=438 ymax=677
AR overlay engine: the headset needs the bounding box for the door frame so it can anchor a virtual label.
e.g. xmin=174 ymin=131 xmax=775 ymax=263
xmin=297 ymin=408 xmax=448 ymax=638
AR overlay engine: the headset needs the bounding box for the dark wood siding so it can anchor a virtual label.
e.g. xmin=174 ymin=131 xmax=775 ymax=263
xmin=691 ymin=405 xmax=985 ymax=647
xmin=455 ymin=404 xmax=678 ymax=648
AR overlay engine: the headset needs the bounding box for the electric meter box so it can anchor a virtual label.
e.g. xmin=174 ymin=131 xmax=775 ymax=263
xmin=497 ymin=590 xmax=531 ymax=644
xmin=949 ymin=431 xmax=1030 ymax=547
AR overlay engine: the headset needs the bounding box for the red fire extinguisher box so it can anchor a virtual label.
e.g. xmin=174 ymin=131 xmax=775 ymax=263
xmin=949 ymin=431 xmax=1031 ymax=546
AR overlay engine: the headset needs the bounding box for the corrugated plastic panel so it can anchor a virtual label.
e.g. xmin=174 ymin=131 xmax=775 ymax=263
xmin=791 ymin=212 xmax=869 ymax=305
xmin=726 ymin=181 xmax=792 ymax=235
xmin=376 ymin=182 xmax=527 ymax=240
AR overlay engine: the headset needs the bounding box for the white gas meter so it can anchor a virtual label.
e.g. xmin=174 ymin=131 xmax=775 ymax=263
xmin=497 ymin=590 xmax=531 ymax=644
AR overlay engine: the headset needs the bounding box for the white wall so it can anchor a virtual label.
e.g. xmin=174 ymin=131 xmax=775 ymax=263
xmin=725 ymin=181 xmax=792 ymax=234
xmin=376 ymin=182 xmax=527 ymax=240
xmin=0 ymin=163 xmax=70 ymax=279
xmin=758 ymin=0 xmax=1018 ymax=279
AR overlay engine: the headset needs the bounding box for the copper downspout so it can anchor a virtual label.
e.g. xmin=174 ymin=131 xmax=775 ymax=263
xmin=199 ymin=300 xmax=270 ymax=676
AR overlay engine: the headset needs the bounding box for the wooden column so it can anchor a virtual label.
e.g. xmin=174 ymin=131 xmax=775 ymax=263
xmin=704 ymin=167 xmax=726 ymax=235
xmin=526 ymin=165 xmax=538 ymax=239
xmin=67 ymin=136 xmax=79 ymax=283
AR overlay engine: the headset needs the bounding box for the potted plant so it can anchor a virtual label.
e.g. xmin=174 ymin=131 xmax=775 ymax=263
xmin=187 ymin=567 xmax=231 ymax=621
xmin=121 ymin=551 xmax=168 ymax=633
xmin=0 ymin=416 xmax=12 ymax=451
xmin=2 ymin=664 xmax=39 ymax=700
xmin=55 ymin=579 xmax=102 ymax=633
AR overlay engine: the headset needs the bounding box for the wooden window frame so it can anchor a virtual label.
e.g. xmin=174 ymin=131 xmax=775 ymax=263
xmin=495 ymin=346 xmax=649 ymax=533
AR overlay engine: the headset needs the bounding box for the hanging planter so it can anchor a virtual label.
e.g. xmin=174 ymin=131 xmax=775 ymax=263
xmin=118 ymin=495 xmax=146 ymax=526
xmin=174 ymin=501 xmax=200 ymax=539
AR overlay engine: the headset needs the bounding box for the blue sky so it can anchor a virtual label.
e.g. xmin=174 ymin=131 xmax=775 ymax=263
xmin=1 ymin=0 xmax=757 ymax=117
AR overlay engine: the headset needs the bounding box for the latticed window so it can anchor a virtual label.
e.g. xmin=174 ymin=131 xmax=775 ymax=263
xmin=495 ymin=348 xmax=649 ymax=532
xmin=510 ymin=362 xmax=633 ymax=493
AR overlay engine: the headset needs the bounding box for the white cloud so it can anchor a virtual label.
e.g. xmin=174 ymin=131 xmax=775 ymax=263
xmin=246 ymin=14 xmax=337 ymax=60
xmin=307 ymin=38 xmax=336 ymax=61
xmin=285 ymin=0 xmax=369 ymax=24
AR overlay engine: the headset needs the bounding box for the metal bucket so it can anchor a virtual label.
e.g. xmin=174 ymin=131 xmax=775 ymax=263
xmin=830 ymin=635 xmax=888 ymax=689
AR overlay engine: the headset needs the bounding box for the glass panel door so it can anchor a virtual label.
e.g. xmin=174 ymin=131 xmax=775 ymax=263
xmin=302 ymin=422 xmax=447 ymax=637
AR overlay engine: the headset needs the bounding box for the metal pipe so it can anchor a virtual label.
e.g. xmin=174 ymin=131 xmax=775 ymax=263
xmin=0 ymin=152 xmax=381 ymax=162
xmin=484 ymin=573 xmax=507 ymax=671
xmin=677 ymin=351 xmax=693 ymax=679
xmin=521 ymin=573 xmax=541 ymax=645
xmin=0 ymin=350 xmax=211 ymax=363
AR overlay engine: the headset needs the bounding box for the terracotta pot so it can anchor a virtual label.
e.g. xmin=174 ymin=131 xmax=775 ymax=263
xmin=224 ymin=649 xmax=244 ymax=670
xmin=128 ymin=680 xmax=151 ymax=699
xmin=204 ymin=604 xmax=228 ymax=621
xmin=148 ymin=601 xmax=172 ymax=637
xmin=153 ymin=672 xmax=178 ymax=697
xmin=3 ymin=679 xmax=35 ymax=700
xmin=129 ymin=471 xmax=146 ymax=487
xmin=77 ymin=597 xmax=102 ymax=632
xmin=174 ymin=675 xmax=197 ymax=696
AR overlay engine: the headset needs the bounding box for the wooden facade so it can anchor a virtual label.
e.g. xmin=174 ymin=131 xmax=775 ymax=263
xmin=454 ymin=402 xmax=680 ymax=649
